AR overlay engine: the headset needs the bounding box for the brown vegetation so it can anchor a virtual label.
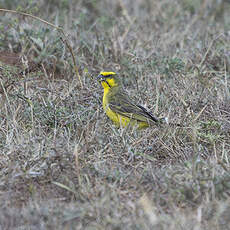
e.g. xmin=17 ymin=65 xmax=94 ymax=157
xmin=0 ymin=0 xmax=230 ymax=229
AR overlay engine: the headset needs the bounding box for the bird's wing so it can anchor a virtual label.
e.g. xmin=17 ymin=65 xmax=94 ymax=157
xmin=108 ymin=90 xmax=159 ymax=123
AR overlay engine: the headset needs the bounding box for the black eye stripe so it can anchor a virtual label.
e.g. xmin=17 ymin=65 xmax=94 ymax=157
xmin=105 ymin=80 xmax=111 ymax=88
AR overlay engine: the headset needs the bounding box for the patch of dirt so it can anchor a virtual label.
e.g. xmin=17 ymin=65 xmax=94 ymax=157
xmin=0 ymin=50 xmax=42 ymax=74
xmin=0 ymin=51 xmax=22 ymax=67
xmin=0 ymin=51 xmax=63 ymax=78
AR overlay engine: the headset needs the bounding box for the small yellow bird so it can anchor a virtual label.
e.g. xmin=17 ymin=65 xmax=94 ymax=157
xmin=97 ymin=71 xmax=166 ymax=129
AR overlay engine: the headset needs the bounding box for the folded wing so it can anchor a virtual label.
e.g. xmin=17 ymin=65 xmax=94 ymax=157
xmin=108 ymin=89 xmax=159 ymax=123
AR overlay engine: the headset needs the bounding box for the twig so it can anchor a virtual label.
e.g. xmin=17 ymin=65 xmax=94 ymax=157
xmin=194 ymin=104 xmax=207 ymax=122
xmin=199 ymin=34 xmax=224 ymax=67
xmin=0 ymin=8 xmax=83 ymax=88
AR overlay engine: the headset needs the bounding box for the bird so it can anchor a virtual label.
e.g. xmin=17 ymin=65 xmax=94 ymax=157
xmin=97 ymin=71 xmax=167 ymax=129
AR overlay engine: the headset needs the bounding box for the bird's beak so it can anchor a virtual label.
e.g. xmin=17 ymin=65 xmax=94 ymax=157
xmin=97 ymin=74 xmax=105 ymax=82
xmin=97 ymin=74 xmax=112 ymax=88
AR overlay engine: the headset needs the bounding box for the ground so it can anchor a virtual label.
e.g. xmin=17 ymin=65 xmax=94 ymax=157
xmin=0 ymin=0 xmax=230 ymax=229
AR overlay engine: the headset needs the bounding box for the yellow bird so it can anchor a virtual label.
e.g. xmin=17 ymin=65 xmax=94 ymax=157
xmin=97 ymin=71 xmax=166 ymax=129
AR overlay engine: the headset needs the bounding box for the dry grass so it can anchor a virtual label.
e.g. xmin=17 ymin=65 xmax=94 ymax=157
xmin=1 ymin=0 xmax=230 ymax=229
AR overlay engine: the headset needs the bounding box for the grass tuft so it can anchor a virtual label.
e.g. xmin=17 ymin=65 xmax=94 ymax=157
xmin=1 ymin=0 xmax=230 ymax=229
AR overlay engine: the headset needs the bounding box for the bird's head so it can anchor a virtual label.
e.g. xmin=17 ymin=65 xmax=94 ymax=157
xmin=97 ymin=71 xmax=120 ymax=89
